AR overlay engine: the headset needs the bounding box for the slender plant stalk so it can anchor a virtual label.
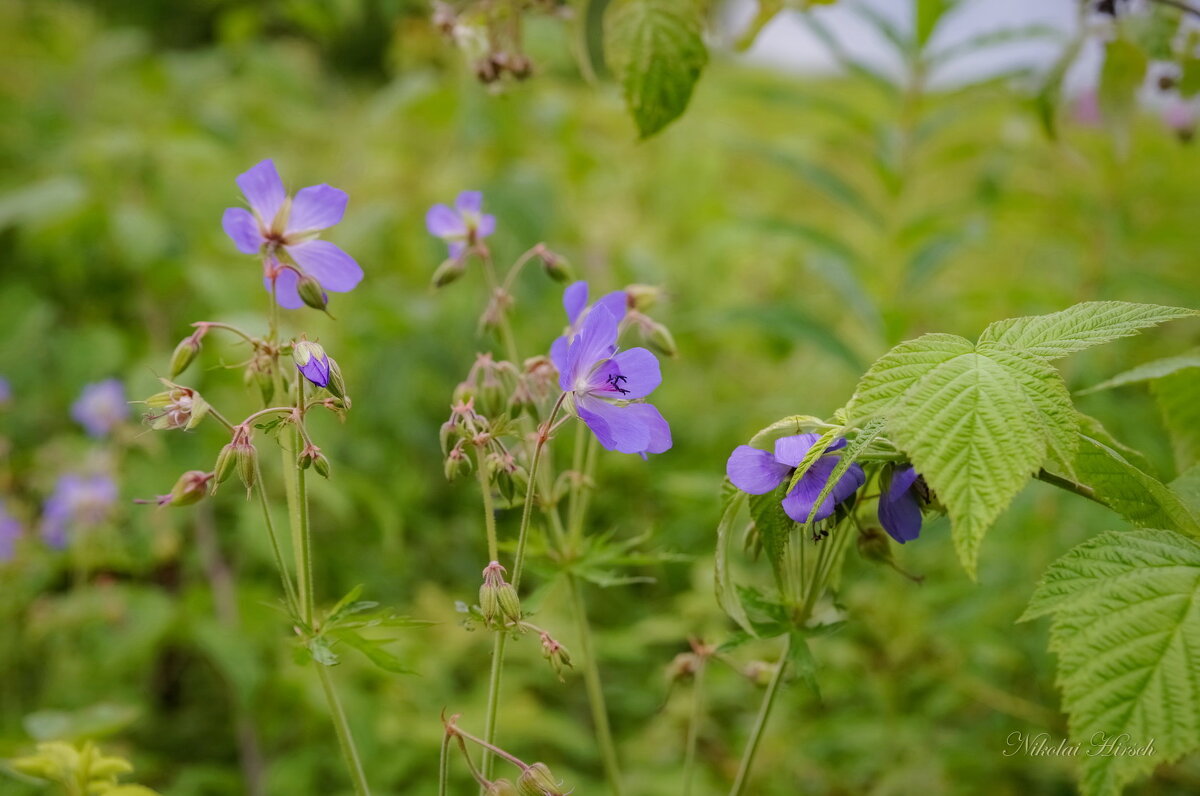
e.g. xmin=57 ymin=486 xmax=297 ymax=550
xmin=294 ymin=376 xmax=314 ymax=625
xmin=480 ymin=394 xmax=566 ymax=781
xmin=316 ymin=662 xmax=372 ymax=796
xmin=1035 ymin=468 xmax=1107 ymax=506
xmin=729 ymin=633 xmax=793 ymax=796
xmin=682 ymin=660 xmax=708 ymax=796
xmin=567 ymin=573 xmax=624 ymax=796
xmin=478 ymin=466 xmax=499 ymax=562
xmin=438 ymin=723 xmax=452 ymax=796
xmin=252 ymin=463 xmax=300 ymax=618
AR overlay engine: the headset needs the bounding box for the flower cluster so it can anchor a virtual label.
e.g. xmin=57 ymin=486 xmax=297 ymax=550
xmin=41 ymin=474 xmax=117 ymax=549
xmin=71 ymin=379 xmax=127 ymax=438
xmin=727 ymin=434 xmax=864 ymax=523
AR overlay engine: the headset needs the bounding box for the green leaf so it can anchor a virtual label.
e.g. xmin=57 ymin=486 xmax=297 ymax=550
xmin=749 ymin=485 xmax=795 ymax=593
xmin=845 ymin=333 xmax=974 ymax=424
xmin=715 ymin=486 xmax=755 ymax=636
xmin=977 ymin=301 xmax=1197 ymax=361
xmin=1171 ymin=465 xmax=1200 ymax=517
xmin=802 ymin=418 xmax=885 ymax=525
xmin=1076 ymin=349 xmax=1200 ymax=394
xmin=888 ymin=348 xmax=1056 ymax=576
xmin=605 ymin=0 xmax=707 ymax=138
xmin=1072 ymin=435 xmax=1200 ymax=536
xmin=307 ymin=637 xmax=339 ymax=667
xmin=1152 ymin=367 xmax=1200 ymax=473
xmin=1021 ymin=529 xmax=1200 ymax=796
xmin=334 ymin=630 xmax=415 ymax=675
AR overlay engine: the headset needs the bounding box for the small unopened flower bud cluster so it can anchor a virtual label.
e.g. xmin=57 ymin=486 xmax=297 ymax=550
xmin=442 ymin=713 xmax=572 ymax=796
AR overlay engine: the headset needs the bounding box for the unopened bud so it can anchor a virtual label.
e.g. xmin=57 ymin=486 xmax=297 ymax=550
xmin=486 ymin=779 xmax=520 ymax=796
xmin=535 ymin=245 xmax=572 ymax=282
xmin=432 ymin=257 xmax=467 ymax=288
xmin=169 ymin=470 xmax=213 ymax=507
xmin=297 ymin=275 xmax=329 ymax=311
xmin=479 ymin=581 xmax=501 ymax=625
xmin=646 ymin=321 xmax=677 ymax=357
xmin=213 ymin=443 xmax=238 ymax=485
xmin=444 ymin=446 xmax=471 ymax=481
xmin=170 ymin=334 xmax=202 ymax=377
xmin=299 ymin=444 xmax=331 ymax=478
xmin=326 ymin=358 xmax=348 ymax=401
xmin=666 ymin=652 xmax=700 ymax=682
xmin=743 ymin=661 xmax=776 ymax=688
xmin=237 ymin=443 xmax=258 ymax=493
xmin=497 ymin=583 xmax=521 ymax=624
xmin=518 ymin=762 xmax=566 ymax=796
xmin=539 ymin=632 xmax=572 ymax=681
xmin=624 ymin=283 xmax=661 ymax=311
xmin=293 ymin=341 xmax=331 ymax=388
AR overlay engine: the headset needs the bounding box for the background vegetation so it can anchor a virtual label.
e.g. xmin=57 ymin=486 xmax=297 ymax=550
xmin=1 ymin=0 xmax=1198 ymax=793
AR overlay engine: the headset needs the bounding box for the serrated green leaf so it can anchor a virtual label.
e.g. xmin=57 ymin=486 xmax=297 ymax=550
xmin=749 ymin=485 xmax=794 ymax=593
xmin=1073 ymin=435 xmax=1200 ymax=536
xmin=845 ymin=333 xmax=974 ymax=424
xmin=605 ymin=0 xmax=707 ymax=138
xmin=1152 ymin=367 xmax=1200 ymax=473
xmin=890 ymin=349 xmax=1051 ymax=576
xmin=977 ymin=301 xmax=1197 ymax=360
xmin=334 ymin=631 xmax=415 ymax=675
xmin=1171 ymin=465 xmax=1200 ymax=517
xmin=1021 ymin=529 xmax=1200 ymax=796
xmin=1076 ymin=350 xmax=1200 ymax=394
xmin=803 ymin=418 xmax=885 ymax=526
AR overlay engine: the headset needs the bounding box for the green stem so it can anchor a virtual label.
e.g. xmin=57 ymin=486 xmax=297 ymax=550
xmin=1035 ymin=468 xmax=1106 ymax=506
xmin=568 ymin=573 xmax=624 ymax=795
xmin=315 ymin=662 xmax=372 ymax=796
xmin=295 ymin=377 xmax=314 ymax=626
xmin=729 ymin=634 xmax=792 ymax=796
xmin=478 ymin=464 xmax=499 ymax=563
xmin=252 ymin=464 xmax=301 ymax=618
xmin=682 ymin=660 xmax=708 ymax=796
xmin=480 ymin=393 xmax=566 ymax=781
xmin=438 ymin=725 xmax=452 ymax=796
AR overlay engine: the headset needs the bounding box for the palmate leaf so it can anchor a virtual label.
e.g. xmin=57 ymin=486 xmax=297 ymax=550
xmin=1076 ymin=349 xmax=1200 ymax=394
xmin=605 ymin=0 xmax=707 ymax=138
xmin=1022 ymin=529 xmax=1200 ymax=796
xmin=1072 ymin=435 xmax=1200 ymax=536
xmin=976 ymin=301 xmax=1197 ymax=360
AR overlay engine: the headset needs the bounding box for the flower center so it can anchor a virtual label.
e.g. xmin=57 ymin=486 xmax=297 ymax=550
xmin=605 ymin=373 xmax=630 ymax=395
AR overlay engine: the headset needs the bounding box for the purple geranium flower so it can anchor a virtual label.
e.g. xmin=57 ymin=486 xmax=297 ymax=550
xmin=555 ymin=305 xmax=670 ymax=457
xmin=426 ymin=191 xmax=496 ymax=258
xmin=727 ymin=434 xmax=865 ymax=523
xmin=293 ymin=341 xmax=331 ymax=388
xmin=0 ymin=376 xmax=11 ymax=407
xmin=71 ymin=379 xmax=127 ymax=438
xmin=0 ymin=500 xmax=20 ymax=562
xmin=549 ymin=281 xmax=627 ymax=370
xmin=878 ymin=465 xmax=923 ymax=543
xmin=41 ymin=474 xmax=118 ymax=549
xmin=222 ymin=159 xmax=363 ymax=309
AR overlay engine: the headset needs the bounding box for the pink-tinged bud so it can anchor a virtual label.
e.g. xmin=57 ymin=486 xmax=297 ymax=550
xmin=144 ymin=382 xmax=208 ymax=431
xmin=624 ymin=283 xmax=661 ymax=311
xmin=743 ymin=661 xmax=777 ymax=688
xmin=298 ymin=444 xmax=331 ymax=478
xmin=534 ymin=244 xmax=572 ymax=283
xmin=539 ymin=632 xmax=572 ymax=681
xmin=517 ymin=762 xmax=567 ymax=796
xmin=666 ymin=652 xmax=700 ymax=682
xmin=296 ymin=274 xmax=329 ymax=311
xmin=170 ymin=334 xmax=203 ymax=378
xmin=479 ymin=561 xmax=515 ymax=627
xmin=444 ymin=445 xmax=472 ymax=481
xmin=169 ymin=470 xmax=213 ymax=507
xmin=485 ymin=779 xmax=520 ymax=796
xmin=432 ymin=257 xmax=467 ymax=288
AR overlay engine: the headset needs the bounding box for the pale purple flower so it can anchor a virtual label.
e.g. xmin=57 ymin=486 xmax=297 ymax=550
xmin=549 ymin=281 xmax=628 ymax=370
xmin=71 ymin=379 xmax=127 ymax=438
xmin=222 ymin=159 xmax=363 ymax=309
xmin=555 ymin=304 xmax=670 ymax=457
xmin=0 ymin=501 xmax=20 ymax=562
xmin=0 ymin=376 xmax=10 ymax=407
xmin=426 ymin=191 xmax=496 ymax=258
xmin=878 ymin=465 xmax=923 ymax=544
xmin=41 ymin=474 xmax=118 ymax=549
xmin=293 ymin=341 xmax=331 ymax=388
xmin=727 ymin=434 xmax=865 ymax=523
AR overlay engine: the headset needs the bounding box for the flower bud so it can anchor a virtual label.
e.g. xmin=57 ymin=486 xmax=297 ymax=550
xmin=432 ymin=257 xmax=467 ymax=288
xmin=624 ymin=283 xmax=661 ymax=311
xmin=486 ymin=779 xmax=521 ymax=796
xmin=170 ymin=334 xmax=202 ymax=377
xmin=857 ymin=526 xmax=893 ymax=564
xmin=325 ymin=358 xmax=348 ymax=401
xmin=497 ymin=583 xmax=521 ymax=624
xmin=539 ymin=632 xmax=572 ymax=681
xmin=297 ymin=274 xmax=329 ymax=311
xmin=535 ymin=245 xmax=572 ymax=283
xmin=479 ymin=561 xmax=512 ymax=627
xmin=169 ymin=470 xmax=213 ymax=507
xmin=444 ymin=445 xmax=471 ymax=481
xmin=518 ymin=762 xmax=566 ymax=796
xmin=298 ymin=444 xmax=331 ymax=478
xmin=237 ymin=442 xmax=258 ymax=493
xmin=666 ymin=652 xmax=700 ymax=682
xmin=213 ymin=443 xmax=238 ymax=485
xmin=743 ymin=661 xmax=776 ymax=688
xmin=479 ymin=581 xmax=501 ymax=625
xmin=293 ymin=341 xmax=331 ymax=388
xmin=646 ymin=321 xmax=677 ymax=357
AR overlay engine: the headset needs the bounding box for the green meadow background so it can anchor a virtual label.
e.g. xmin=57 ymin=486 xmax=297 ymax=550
xmin=1 ymin=1 xmax=1198 ymax=793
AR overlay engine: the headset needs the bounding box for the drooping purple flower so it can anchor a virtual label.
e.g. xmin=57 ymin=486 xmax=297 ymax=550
xmin=727 ymin=434 xmax=865 ymax=523
xmin=293 ymin=341 xmax=331 ymax=388
xmin=0 ymin=501 xmax=21 ymax=562
xmin=71 ymin=379 xmax=127 ymax=438
xmin=222 ymin=159 xmax=363 ymax=309
xmin=425 ymin=191 xmax=496 ymax=258
xmin=878 ymin=465 xmax=923 ymax=544
xmin=41 ymin=474 xmax=118 ymax=549
xmin=556 ymin=305 xmax=670 ymax=457
xmin=549 ymin=281 xmax=628 ymax=371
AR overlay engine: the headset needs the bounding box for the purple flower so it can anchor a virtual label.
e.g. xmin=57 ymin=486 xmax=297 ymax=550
xmin=878 ymin=465 xmax=923 ymax=544
xmin=71 ymin=379 xmax=127 ymax=438
xmin=0 ymin=376 xmax=11 ymax=406
xmin=222 ymin=159 xmax=363 ymax=309
xmin=549 ymin=281 xmax=628 ymax=371
xmin=726 ymin=434 xmax=865 ymax=523
xmin=0 ymin=501 xmax=21 ymax=562
xmin=41 ymin=474 xmax=118 ymax=549
xmin=555 ymin=304 xmax=671 ymax=457
xmin=426 ymin=191 xmax=496 ymax=258
xmin=293 ymin=341 xmax=331 ymax=388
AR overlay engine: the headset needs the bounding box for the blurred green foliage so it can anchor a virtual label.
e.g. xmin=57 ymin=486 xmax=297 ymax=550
xmin=1 ymin=1 xmax=1198 ymax=793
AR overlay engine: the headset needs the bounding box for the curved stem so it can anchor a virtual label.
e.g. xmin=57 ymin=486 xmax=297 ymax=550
xmin=682 ymin=660 xmax=708 ymax=796
xmin=316 ymin=663 xmax=372 ymax=796
xmin=478 ymin=464 xmax=499 ymax=563
xmin=728 ymin=633 xmax=792 ymax=796
xmin=568 ymin=573 xmax=624 ymax=795
xmin=195 ymin=321 xmax=258 ymax=346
